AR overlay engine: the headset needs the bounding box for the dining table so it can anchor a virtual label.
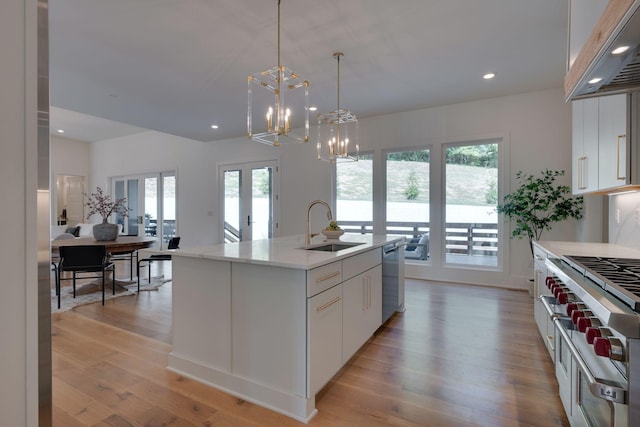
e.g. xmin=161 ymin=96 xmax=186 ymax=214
xmin=51 ymin=235 xmax=157 ymax=254
xmin=52 ymin=236 xmax=157 ymax=293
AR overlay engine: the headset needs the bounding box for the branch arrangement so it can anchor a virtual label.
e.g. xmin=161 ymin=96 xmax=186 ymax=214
xmin=85 ymin=186 xmax=130 ymax=221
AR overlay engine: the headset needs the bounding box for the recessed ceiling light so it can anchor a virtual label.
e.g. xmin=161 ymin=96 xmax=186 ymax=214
xmin=612 ymin=46 xmax=630 ymax=55
xmin=211 ymin=124 xmax=219 ymax=129
xmin=483 ymin=73 xmax=496 ymax=80
xmin=309 ymin=106 xmax=318 ymax=112
xmin=57 ymin=129 xmax=64 ymax=133
xmin=588 ymin=77 xmax=602 ymax=84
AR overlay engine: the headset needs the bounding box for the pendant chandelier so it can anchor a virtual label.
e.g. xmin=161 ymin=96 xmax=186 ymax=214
xmin=316 ymin=52 xmax=359 ymax=163
xmin=247 ymin=0 xmax=309 ymax=147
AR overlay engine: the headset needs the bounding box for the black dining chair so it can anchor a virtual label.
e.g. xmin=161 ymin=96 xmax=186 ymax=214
xmin=109 ymin=248 xmax=137 ymax=280
xmin=57 ymin=245 xmax=115 ymax=308
xmin=136 ymin=237 xmax=180 ymax=291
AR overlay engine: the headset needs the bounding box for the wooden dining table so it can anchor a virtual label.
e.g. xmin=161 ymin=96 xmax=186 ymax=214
xmin=51 ymin=235 xmax=157 ymax=254
xmin=52 ymin=236 xmax=157 ymax=292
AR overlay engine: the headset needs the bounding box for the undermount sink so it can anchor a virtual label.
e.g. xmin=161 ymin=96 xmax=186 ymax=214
xmin=303 ymin=242 xmax=364 ymax=252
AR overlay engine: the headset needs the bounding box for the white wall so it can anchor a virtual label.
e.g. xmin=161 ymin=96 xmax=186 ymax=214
xmin=87 ymin=87 xmax=587 ymax=290
xmin=0 ymin=0 xmax=39 ymax=424
xmin=51 ymin=135 xmax=91 ymax=224
xmin=51 ymin=135 xmax=91 ymax=178
xmin=609 ymin=192 xmax=640 ymax=246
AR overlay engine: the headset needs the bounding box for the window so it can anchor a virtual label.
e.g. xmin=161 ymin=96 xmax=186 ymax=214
xmin=444 ymin=141 xmax=499 ymax=267
xmin=385 ymin=149 xmax=430 ymax=261
xmin=335 ymin=153 xmax=373 ymax=233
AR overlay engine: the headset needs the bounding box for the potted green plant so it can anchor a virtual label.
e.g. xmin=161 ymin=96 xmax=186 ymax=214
xmin=496 ymin=170 xmax=583 ymax=257
xmin=85 ymin=186 xmax=130 ymax=241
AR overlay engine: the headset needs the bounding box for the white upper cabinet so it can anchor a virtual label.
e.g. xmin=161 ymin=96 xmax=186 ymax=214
xmin=598 ymin=94 xmax=628 ymax=190
xmin=572 ymin=93 xmax=630 ymax=195
xmin=572 ymin=98 xmax=599 ymax=194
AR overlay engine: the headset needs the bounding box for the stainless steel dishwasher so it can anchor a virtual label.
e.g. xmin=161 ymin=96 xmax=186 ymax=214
xmin=382 ymin=240 xmax=405 ymax=323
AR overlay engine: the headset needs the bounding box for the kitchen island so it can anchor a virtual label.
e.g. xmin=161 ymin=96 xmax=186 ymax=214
xmin=168 ymin=234 xmax=404 ymax=423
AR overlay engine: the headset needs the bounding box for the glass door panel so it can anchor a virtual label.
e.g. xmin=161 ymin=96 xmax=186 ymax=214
xmin=162 ymin=174 xmax=176 ymax=244
xmin=444 ymin=141 xmax=499 ymax=267
xmin=144 ymin=177 xmax=158 ymax=237
xmin=223 ymin=170 xmax=241 ymax=242
xmin=127 ymin=179 xmax=140 ymax=236
xmin=114 ymin=178 xmax=140 ymax=236
xmin=251 ymin=166 xmax=273 ymax=240
xmin=385 ymin=149 xmax=430 ymax=262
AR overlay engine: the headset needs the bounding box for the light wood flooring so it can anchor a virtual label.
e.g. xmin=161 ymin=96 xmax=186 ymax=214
xmin=51 ymin=262 xmax=569 ymax=426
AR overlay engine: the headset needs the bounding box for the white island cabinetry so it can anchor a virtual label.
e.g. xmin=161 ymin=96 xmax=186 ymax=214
xmin=168 ymin=234 xmax=400 ymax=423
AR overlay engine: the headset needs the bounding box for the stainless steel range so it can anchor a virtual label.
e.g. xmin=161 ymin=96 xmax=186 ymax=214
xmin=542 ymin=255 xmax=640 ymax=427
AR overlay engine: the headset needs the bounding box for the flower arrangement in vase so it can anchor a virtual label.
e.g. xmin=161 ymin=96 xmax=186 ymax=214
xmin=85 ymin=186 xmax=130 ymax=241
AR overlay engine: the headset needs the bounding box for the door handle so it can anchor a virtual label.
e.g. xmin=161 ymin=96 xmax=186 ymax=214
xmin=247 ymin=215 xmax=251 ymax=226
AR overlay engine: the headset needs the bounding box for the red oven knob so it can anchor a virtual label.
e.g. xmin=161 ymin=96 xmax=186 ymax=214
xmin=593 ymin=337 xmax=612 ymax=358
xmin=556 ymin=291 xmax=568 ymax=304
xmin=566 ymin=303 xmax=585 ymax=316
xmin=546 ymin=277 xmax=556 ymax=289
xmin=585 ymin=327 xmax=601 ymax=344
xmin=577 ymin=317 xmax=592 ymax=333
xmin=553 ymin=286 xmax=563 ymax=298
xmin=571 ymin=310 xmax=584 ymax=324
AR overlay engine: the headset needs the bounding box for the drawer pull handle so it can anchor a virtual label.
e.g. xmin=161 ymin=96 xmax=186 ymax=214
xmin=316 ymin=296 xmax=341 ymax=312
xmin=316 ymin=270 xmax=340 ymax=284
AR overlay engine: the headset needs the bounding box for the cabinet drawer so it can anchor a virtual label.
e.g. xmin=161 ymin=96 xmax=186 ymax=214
xmin=342 ymin=248 xmax=381 ymax=281
xmin=307 ymin=284 xmax=343 ymax=396
xmin=307 ymin=261 xmax=342 ymax=297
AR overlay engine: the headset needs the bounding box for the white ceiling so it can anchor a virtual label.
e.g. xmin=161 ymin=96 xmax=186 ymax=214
xmin=49 ymin=0 xmax=569 ymax=143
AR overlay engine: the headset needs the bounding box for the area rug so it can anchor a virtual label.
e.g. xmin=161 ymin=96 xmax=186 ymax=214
xmin=51 ymin=276 xmax=171 ymax=313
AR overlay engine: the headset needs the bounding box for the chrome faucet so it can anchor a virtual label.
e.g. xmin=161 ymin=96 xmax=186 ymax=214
xmin=306 ymin=200 xmax=333 ymax=245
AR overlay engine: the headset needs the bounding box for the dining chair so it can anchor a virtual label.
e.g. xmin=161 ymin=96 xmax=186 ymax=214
xmin=110 ymin=249 xmax=137 ymax=281
xmin=136 ymin=237 xmax=180 ymax=291
xmin=51 ymin=232 xmax=77 ymax=298
xmin=57 ymin=245 xmax=115 ymax=308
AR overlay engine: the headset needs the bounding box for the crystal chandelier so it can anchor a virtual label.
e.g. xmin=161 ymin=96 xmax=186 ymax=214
xmin=316 ymin=52 xmax=359 ymax=163
xmin=247 ymin=0 xmax=309 ymax=147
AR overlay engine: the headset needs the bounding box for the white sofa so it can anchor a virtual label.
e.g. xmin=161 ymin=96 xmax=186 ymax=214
xmin=51 ymin=222 xmax=123 ymax=240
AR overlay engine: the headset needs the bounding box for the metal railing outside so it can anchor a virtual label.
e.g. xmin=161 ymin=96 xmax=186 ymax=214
xmin=223 ymin=220 xmax=498 ymax=257
xmin=340 ymin=220 xmax=497 ymax=257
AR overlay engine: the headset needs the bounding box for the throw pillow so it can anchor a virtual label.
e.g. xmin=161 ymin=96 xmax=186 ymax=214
xmin=65 ymin=226 xmax=80 ymax=237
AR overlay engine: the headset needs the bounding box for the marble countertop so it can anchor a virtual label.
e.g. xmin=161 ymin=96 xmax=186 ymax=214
xmin=534 ymin=240 xmax=640 ymax=259
xmin=171 ymin=234 xmax=405 ymax=269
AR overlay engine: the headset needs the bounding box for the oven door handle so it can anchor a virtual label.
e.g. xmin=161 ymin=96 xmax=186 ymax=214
xmin=541 ymin=295 xmax=561 ymax=319
xmin=553 ymin=318 xmax=627 ymax=404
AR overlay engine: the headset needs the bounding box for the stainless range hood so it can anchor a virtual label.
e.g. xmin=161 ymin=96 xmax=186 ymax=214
xmin=566 ymin=0 xmax=640 ymax=100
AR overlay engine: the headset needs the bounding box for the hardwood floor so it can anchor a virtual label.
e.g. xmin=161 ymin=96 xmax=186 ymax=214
xmin=52 ymin=265 xmax=569 ymax=426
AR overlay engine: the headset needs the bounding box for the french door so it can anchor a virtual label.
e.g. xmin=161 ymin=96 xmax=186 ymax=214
xmin=220 ymin=160 xmax=278 ymax=242
xmin=112 ymin=172 xmax=176 ymax=247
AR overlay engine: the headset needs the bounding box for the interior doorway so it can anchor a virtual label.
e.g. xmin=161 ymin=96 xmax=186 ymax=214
xmin=54 ymin=174 xmax=85 ymax=226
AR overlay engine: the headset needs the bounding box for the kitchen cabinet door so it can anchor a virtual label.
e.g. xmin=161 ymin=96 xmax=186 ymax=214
xmin=307 ymin=284 xmax=343 ymax=397
xmin=598 ymin=94 xmax=628 ymax=190
xmin=342 ymin=265 xmax=382 ymax=362
xmin=572 ymin=98 xmax=599 ymax=194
